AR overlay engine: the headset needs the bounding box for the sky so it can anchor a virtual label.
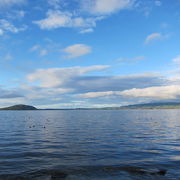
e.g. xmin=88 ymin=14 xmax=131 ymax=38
xmin=0 ymin=0 xmax=180 ymax=108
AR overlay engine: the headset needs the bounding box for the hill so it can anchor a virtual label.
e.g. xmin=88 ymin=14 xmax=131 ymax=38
xmin=0 ymin=104 xmax=37 ymax=110
xmin=120 ymin=102 xmax=180 ymax=109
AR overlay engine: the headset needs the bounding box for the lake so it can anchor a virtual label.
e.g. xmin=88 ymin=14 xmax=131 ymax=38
xmin=0 ymin=110 xmax=179 ymax=179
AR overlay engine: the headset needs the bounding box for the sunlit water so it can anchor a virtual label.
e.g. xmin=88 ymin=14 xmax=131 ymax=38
xmin=0 ymin=110 xmax=179 ymax=180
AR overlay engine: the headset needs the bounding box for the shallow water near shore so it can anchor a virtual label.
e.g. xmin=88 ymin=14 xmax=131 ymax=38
xmin=0 ymin=110 xmax=179 ymax=179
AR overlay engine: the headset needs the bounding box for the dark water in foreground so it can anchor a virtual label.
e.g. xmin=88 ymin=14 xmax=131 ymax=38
xmin=0 ymin=110 xmax=179 ymax=180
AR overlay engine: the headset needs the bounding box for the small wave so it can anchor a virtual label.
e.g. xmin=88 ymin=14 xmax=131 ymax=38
xmin=0 ymin=169 xmax=67 ymax=180
xmin=0 ymin=165 xmax=168 ymax=180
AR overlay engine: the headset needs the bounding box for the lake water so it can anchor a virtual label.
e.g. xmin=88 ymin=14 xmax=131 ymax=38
xmin=0 ymin=110 xmax=179 ymax=180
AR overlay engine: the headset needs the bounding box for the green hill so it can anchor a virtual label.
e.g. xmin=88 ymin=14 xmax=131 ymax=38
xmin=0 ymin=104 xmax=37 ymax=110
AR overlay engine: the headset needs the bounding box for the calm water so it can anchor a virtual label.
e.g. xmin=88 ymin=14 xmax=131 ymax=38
xmin=0 ymin=110 xmax=179 ymax=180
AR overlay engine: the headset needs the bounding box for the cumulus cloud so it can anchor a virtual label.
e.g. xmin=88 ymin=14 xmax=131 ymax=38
xmin=22 ymin=86 xmax=74 ymax=100
xmin=27 ymin=65 xmax=110 ymax=88
xmin=120 ymin=85 xmax=180 ymax=99
xmin=0 ymin=28 xmax=4 ymax=35
xmin=79 ymin=28 xmax=94 ymax=34
xmin=77 ymin=91 xmax=119 ymax=98
xmin=77 ymin=85 xmax=180 ymax=100
xmin=29 ymin=45 xmax=49 ymax=56
xmin=168 ymin=74 xmax=180 ymax=85
xmin=0 ymin=0 xmax=25 ymax=8
xmin=82 ymin=0 xmax=134 ymax=14
xmin=12 ymin=10 xmax=26 ymax=19
xmin=1 ymin=63 xmax=171 ymax=108
xmin=5 ymin=10 xmax=26 ymax=20
xmin=0 ymin=66 xmax=175 ymax=108
xmin=0 ymin=97 xmax=26 ymax=108
xmin=0 ymin=19 xmax=27 ymax=34
xmin=34 ymin=0 xmax=134 ymax=32
xmin=0 ymin=85 xmax=75 ymax=108
xmin=29 ymin=45 xmax=40 ymax=52
xmin=73 ymin=73 xmax=165 ymax=93
xmin=26 ymin=68 xmax=165 ymax=105
xmin=62 ymin=44 xmax=91 ymax=58
xmin=0 ymin=87 xmax=23 ymax=99
xmin=145 ymin=33 xmax=162 ymax=44
xmin=34 ymin=10 xmax=73 ymax=30
xmin=34 ymin=10 xmax=100 ymax=31
xmin=47 ymin=0 xmax=64 ymax=9
xmin=27 ymin=69 xmax=165 ymax=98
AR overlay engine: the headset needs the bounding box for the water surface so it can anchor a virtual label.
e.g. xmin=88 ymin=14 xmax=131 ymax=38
xmin=0 ymin=110 xmax=179 ymax=179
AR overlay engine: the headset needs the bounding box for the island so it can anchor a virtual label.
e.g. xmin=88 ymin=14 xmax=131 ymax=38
xmin=0 ymin=104 xmax=37 ymax=110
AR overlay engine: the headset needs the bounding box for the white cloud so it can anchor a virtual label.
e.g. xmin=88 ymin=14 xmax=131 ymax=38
xmin=0 ymin=19 xmax=19 ymax=33
xmin=14 ymin=10 xmax=26 ymax=18
xmin=77 ymin=85 xmax=180 ymax=100
xmin=0 ymin=0 xmax=25 ymax=8
xmin=34 ymin=1 xmax=134 ymax=32
xmin=82 ymin=0 xmax=134 ymax=14
xmin=47 ymin=0 xmax=64 ymax=9
xmin=29 ymin=45 xmax=49 ymax=56
xmin=168 ymin=75 xmax=180 ymax=84
xmin=34 ymin=10 xmax=72 ymax=30
xmin=0 ymin=87 xmax=23 ymax=99
xmin=79 ymin=28 xmax=94 ymax=34
xmin=77 ymin=91 xmax=118 ymax=98
xmin=0 ymin=97 xmax=26 ymax=108
xmin=5 ymin=10 xmax=26 ymax=20
xmin=155 ymin=1 xmax=162 ymax=6
xmin=0 ymin=19 xmax=27 ymax=34
xmin=120 ymin=85 xmax=180 ymax=99
xmin=29 ymin=45 xmax=40 ymax=52
xmin=0 ymin=28 xmax=3 ymax=35
xmin=27 ymin=65 xmax=110 ymax=88
xmin=117 ymin=56 xmax=145 ymax=64
xmin=34 ymin=10 xmax=99 ymax=31
xmin=172 ymin=55 xmax=180 ymax=64
xmin=1 ymin=66 xmax=174 ymax=108
xmin=145 ymin=33 xmax=163 ymax=44
xmin=24 ymin=86 xmax=74 ymax=100
xmin=37 ymin=103 xmax=77 ymax=109
xmin=37 ymin=102 xmax=123 ymax=109
xmin=62 ymin=44 xmax=91 ymax=58
xmin=34 ymin=10 xmax=69 ymax=30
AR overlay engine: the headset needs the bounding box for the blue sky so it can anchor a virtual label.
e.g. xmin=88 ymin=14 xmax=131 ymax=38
xmin=0 ymin=0 xmax=180 ymax=108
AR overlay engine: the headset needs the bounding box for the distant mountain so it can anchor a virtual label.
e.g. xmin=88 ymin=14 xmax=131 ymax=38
xmin=0 ymin=104 xmax=37 ymax=110
xmin=120 ymin=102 xmax=180 ymax=109
xmin=1 ymin=102 xmax=180 ymax=111
xmin=41 ymin=102 xmax=180 ymax=110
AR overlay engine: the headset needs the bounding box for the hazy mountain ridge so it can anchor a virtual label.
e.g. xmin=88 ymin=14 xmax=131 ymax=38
xmin=1 ymin=102 xmax=180 ymax=110
xmin=120 ymin=102 xmax=180 ymax=109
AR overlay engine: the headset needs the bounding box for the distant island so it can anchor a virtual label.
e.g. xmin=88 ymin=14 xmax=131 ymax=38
xmin=1 ymin=102 xmax=180 ymax=110
xmin=120 ymin=102 xmax=180 ymax=109
xmin=0 ymin=104 xmax=37 ymax=110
